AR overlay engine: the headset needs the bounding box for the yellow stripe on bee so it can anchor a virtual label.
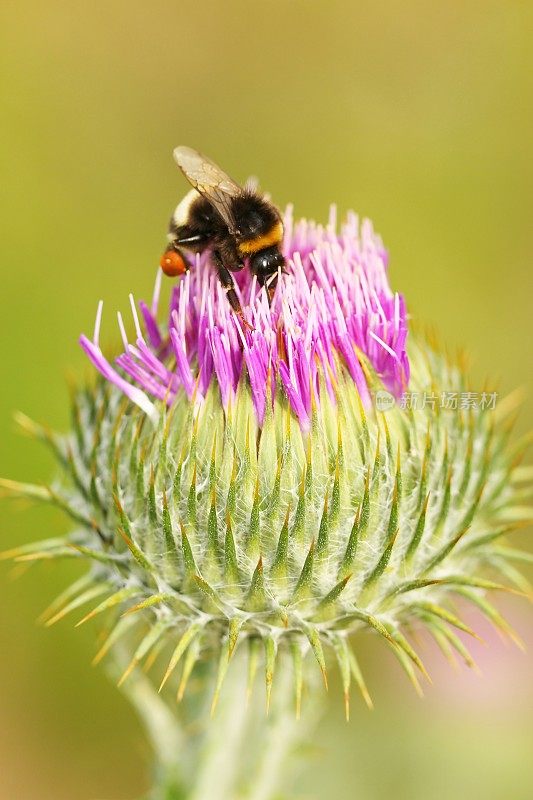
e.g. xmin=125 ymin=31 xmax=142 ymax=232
xmin=238 ymin=221 xmax=283 ymax=255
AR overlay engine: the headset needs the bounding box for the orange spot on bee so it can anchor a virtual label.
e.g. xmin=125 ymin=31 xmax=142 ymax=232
xmin=160 ymin=250 xmax=187 ymax=277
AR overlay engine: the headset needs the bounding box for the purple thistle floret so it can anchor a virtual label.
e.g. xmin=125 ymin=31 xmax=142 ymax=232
xmin=80 ymin=207 xmax=410 ymax=430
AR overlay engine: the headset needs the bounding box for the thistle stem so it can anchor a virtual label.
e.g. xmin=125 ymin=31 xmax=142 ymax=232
xmin=110 ymin=647 xmax=321 ymax=800
xmin=110 ymin=644 xmax=187 ymax=798
xmin=243 ymin=669 xmax=306 ymax=800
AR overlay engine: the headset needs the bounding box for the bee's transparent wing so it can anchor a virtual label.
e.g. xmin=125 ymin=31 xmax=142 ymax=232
xmin=173 ymin=146 xmax=242 ymax=233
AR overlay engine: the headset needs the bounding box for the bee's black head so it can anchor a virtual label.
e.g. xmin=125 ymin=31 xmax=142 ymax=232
xmin=250 ymin=246 xmax=285 ymax=288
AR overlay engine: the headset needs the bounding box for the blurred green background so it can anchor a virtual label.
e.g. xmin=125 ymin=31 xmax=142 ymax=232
xmin=1 ymin=1 xmax=532 ymax=798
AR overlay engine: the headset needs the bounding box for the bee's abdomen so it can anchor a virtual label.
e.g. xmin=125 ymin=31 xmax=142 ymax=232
xmin=171 ymin=189 xmax=201 ymax=228
xmin=171 ymin=192 xmax=221 ymax=236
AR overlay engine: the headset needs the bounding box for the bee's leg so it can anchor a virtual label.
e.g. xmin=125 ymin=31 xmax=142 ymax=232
xmin=169 ymin=227 xmax=207 ymax=249
xmin=212 ymin=251 xmax=254 ymax=331
xmin=161 ymin=226 xmax=210 ymax=277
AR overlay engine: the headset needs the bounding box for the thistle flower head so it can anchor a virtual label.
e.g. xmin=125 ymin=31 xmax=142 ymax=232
xmin=3 ymin=207 xmax=530 ymax=722
xmin=80 ymin=207 xmax=409 ymax=429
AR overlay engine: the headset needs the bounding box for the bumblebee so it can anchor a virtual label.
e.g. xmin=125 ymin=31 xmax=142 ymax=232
xmin=160 ymin=146 xmax=285 ymax=326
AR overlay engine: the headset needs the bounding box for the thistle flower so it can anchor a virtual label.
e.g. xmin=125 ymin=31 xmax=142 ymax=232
xmin=2 ymin=207 xmax=531 ymax=800
xmin=80 ymin=207 xmax=409 ymax=428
